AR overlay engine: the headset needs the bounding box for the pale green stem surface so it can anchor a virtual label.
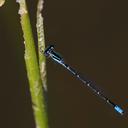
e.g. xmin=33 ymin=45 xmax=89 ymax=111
xmin=36 ymin=0 xmax=47 ymax=92
xmin=17 ymin=0 xmax=48 ymax=128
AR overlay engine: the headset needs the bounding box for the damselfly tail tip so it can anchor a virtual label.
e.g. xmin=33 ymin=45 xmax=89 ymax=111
xmin=44 ymin=45 xmax=54 ymax=57
xmin=114 ymin=105 xmax=124 ymax=115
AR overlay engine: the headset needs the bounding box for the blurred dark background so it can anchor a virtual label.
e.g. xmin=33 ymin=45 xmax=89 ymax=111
xmin=0 ymin=0 xmax=128 ymax=128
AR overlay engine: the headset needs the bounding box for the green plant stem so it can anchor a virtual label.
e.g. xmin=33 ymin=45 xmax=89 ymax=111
xmin=36 ymin=0 xmax=47 ymax=92
xmin=17 ymin=0 xmax=48 ymax=128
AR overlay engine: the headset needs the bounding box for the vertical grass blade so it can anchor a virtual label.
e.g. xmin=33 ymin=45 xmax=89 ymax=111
xmin=36 ymin=0 xmax=47 ymax=92
xmin=16 ymin=0 xmax=49 ymax=128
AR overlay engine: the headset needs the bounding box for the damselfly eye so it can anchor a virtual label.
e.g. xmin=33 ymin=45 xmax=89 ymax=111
xmin=44 ymin=45 xmax=54 ymax=57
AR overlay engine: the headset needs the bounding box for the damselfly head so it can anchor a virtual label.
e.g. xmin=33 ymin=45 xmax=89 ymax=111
xmin=44 ymin=45 xmax=54 ymax=57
